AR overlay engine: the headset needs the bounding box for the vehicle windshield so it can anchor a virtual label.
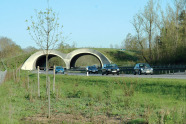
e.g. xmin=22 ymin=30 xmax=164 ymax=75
xmin=139 ymin=64 xmax=150 ymax=68
xmin=89 ymin=66 xmax=97 ymax=69
xmin=106 ymin=64 xmax=117 ymax=68
xmin=56 ymin=66 xmax=63 ymax=69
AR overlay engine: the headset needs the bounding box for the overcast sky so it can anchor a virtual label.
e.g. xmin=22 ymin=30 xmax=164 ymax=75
xmin=0 ymin=0 xmax=172 ymax=49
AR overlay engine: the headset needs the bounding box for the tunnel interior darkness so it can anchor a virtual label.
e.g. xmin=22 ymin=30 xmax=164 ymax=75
xmin=35 ymin=54 xmax=64 ymax=69
xmin=70 ymin=53 xmax=102 ymax=68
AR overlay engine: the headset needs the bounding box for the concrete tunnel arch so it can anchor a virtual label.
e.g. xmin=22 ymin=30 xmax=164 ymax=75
xmin=21 ymin=49 xmax=111 ymax=70
xmin=66 ymin=49 xmax=111 ymax=69
xmin=70 ymin=53 xmax=102 ymax=68
xmin=21 ymin=50 xmax=67 ymax=70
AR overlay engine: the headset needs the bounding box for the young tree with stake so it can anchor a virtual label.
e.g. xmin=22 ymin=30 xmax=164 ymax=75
xmin=26 ymin=7 xmax=62 ymax=118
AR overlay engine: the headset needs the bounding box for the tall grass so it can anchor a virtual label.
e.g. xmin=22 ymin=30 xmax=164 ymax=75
xmin=0 ymin=72 xmax=185 ymax=123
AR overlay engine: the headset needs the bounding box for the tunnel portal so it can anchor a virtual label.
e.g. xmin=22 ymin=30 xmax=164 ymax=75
xmin=21 ymin=49 xmax=111 ymax=70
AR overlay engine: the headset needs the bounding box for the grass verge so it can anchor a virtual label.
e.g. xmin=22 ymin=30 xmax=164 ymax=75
xmin=0 ymin=72 xmax=185 ymax=123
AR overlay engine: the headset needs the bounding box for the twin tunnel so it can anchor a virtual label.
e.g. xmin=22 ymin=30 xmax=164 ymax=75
xmin=21 ymin=49 xmax=111 ymax=70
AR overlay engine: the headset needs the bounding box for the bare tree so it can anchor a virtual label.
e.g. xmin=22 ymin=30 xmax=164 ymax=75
xmin=141 ymin=0 xmax=158 ymax=62
xmin=26 ymin=3 xmax=62 ymax=118
xmin=132 ymin=14 xmax=149 ymax=62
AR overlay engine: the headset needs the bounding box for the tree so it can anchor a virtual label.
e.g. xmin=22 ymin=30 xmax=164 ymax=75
xmin=110 ymin=44 xmax=113 ymax=49
xmin=26 ymin=6 xmax=62 ymax=118
xmin=124 ymin=33 xmax=139 ymax=51
xmin=132 ymin=13 xmax=149 ymax=62
xmin=141 ymin=0 xmax=158 ymax=62
xmin=157 ymin=0 xmax=186 ymax=64
xmin=23 ymin=46 xmax=37 ymax=53
xmin=0 ymin=37 xmax=22 ymax=58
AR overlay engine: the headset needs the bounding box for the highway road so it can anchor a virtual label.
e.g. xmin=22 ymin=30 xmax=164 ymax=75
xmin=36 ymin=70 xmax=186 ymax=79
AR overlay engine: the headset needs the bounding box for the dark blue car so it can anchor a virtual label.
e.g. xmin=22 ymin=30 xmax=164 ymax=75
xmin=86 ymin=65 xmax=98 ymax=74
xmin=55 ymin=66 xmax=64 ymax=74
xmin=102 ymin=64 xmax=120 ymax=75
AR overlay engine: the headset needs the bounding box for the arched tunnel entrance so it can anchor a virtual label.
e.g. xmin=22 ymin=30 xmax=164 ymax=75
xmin=70 ymin=53 xmax=102 ymax=69
xmin=21 ymin=49 xmax=111 ymax=70
xmin=35 ymin=54 xmax=66 ymax=69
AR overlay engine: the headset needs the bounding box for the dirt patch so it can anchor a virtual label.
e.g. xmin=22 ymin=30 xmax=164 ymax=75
xmin=22 ymin=113 xmax=122 ymax=124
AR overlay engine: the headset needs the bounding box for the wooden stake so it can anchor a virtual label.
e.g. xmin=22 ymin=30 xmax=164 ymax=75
xmin=48 ymin=76 xmax=51 ymax=118
xmin=53 ymin=65 xmax=55 ymax=93
xmin=37 ymin=66 xmax=40 ymax=98
xmin=27 ymin=73 xmax=29 ymax=89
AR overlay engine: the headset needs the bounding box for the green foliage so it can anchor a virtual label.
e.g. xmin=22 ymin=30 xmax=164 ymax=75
xmin=0 ymin=37 xmax=23 ymax=59
xmin=129 ymin=0 xmax=186 ymax=65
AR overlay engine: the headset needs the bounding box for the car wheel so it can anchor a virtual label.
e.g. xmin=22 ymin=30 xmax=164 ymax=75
xmin=134 ymin=71 xmax=136 ymax=75
xmin=138 ymin=71 xmax=141 ymax=75
xmin=106 ymin=72 xmax=108 ymax=75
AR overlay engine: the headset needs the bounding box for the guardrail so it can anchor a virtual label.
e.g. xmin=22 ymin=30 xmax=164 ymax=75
xmin=68 ymin=65 xmax=186 ymax=75
xmin=119 ymin=65 xmax=186 ymax=74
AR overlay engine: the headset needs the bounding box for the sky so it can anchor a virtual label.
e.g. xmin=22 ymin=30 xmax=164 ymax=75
xmin=0 ymin=0 xmax=172 ymax=49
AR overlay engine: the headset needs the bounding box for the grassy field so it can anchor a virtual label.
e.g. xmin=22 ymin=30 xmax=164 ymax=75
xmin=0 ymin=71 xmax=185 ymax=123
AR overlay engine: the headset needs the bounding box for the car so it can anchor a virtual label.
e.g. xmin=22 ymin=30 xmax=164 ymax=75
xmin=134 ymin=63 xmax=153 ymax=75
xmin=55 ymin=66 xmax=64 ymax=74
xmin=102 ymin=64 xmax=120 ymax=75
xmin=86 ymin=65 xmax=98 ymax=74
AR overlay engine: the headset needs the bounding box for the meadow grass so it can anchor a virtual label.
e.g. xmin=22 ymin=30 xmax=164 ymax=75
xmin=0 ymin=72 xmax=185 ymax=123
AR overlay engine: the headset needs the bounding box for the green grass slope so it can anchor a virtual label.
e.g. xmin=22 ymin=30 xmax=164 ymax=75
xmin=93 ymin=48 xmax=139 ymax=66
xmin=0 ymin=53 xmax=32 ymax=70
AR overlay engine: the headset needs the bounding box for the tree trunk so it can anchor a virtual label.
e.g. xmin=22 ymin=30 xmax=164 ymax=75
xmin=149 ymin=18 xmax=153 ymax=63
xmin=37 ymin=66 xmax=40 ymax=98
xmin=46 ymin=53 xmax=49 ymax=95
xmin=48 ymin=76 xmax=51 ymax=118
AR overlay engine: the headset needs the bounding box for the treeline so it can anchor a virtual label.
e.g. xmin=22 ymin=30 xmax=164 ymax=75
xmin=0 ymin=37 xmax=39 ymax=59
xmin=0 ymin=37 xmax=23 ymax=58
xmin=0 ymin=36 xmax=77 ymax=59
xmin=0 ymin=37 xmax=78 ymax=68
xmin=124 ymin=0 xmax=186 ymax=65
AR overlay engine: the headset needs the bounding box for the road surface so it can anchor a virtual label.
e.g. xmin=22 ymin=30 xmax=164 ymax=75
xmin=36 ymin=70 xmax=186 ymax=79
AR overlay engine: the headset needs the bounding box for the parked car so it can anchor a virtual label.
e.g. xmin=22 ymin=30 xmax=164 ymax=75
xmin=86 ymin=65 xmax=98 ymax=74
xmin=134 ymin=63 xmax=153 ymax=75
xmin=102 ymin=64 xmax=120 ymax=75
xmin=55 ymin=66 xmax=64 ymax=74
